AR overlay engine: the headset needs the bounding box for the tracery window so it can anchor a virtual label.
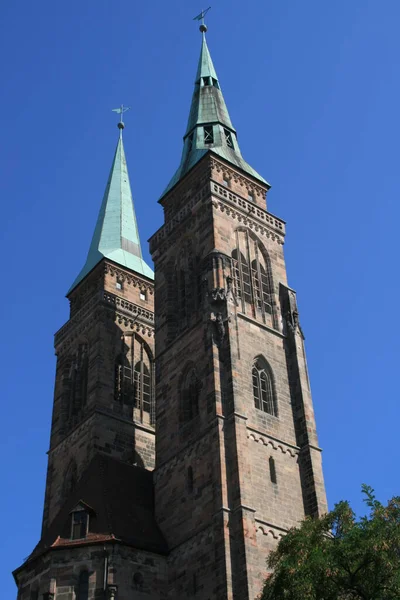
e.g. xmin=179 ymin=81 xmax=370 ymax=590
xmin=180 ymin=367 xmax=200 ymax=423
xmin=231 ymin=230 xmax=276 ymax=326
xmin=252 ymin=357 xmax=277 ymax=416
xmin=114 ymin=335 xmax=154 ymax=425
xmin=134 ymin=360 xmax=151 ymax=416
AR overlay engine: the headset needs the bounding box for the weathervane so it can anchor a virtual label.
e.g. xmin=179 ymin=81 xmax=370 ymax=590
xmin=193 ymin=7 xmax=211 ymax=33
xmin=112 ymin=104 xmax=131 ymax=131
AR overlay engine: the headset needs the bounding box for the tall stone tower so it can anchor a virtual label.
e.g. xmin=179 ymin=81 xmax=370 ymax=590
xmin=13 ymin=123 xmax=169 ymax=600
xmin=13 ymin=25 xmax=327 ymax=600
xmin=149 ymin=26 xmax=327 ymax=600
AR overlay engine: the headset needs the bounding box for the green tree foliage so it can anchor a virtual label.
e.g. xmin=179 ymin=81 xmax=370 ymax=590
xmin=261 ymin=485 xmax=400 ymax=600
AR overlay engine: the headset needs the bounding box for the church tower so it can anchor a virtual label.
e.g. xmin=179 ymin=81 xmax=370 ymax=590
xmin=150 ymin=24 xmax=327 ymax=600
xmin=13 ymin=122 xmax=169 ymax=600
xmin=13 ymin=22 xmax=327 ymax=600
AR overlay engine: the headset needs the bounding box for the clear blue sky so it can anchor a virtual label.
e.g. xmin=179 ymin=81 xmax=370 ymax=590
xmin=1 ymin=0 xmax=399 ymax=594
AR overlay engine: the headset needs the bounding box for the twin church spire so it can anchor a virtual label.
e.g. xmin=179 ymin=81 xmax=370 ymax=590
xmin=68 ymin=123 xmax=154 ymax=293
xmin=70 ymin=26 xmax=266 ymax=293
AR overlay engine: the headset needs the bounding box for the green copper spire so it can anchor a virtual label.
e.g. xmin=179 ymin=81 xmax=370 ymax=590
xmin=161 ymin=28 xmax=268 ymax=197
xmin=68 ymin=124 xmax=154 ymax=294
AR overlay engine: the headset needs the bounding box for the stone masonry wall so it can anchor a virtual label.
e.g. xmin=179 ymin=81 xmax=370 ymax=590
xmin=15 ymin=543 xmax=167 ymax=600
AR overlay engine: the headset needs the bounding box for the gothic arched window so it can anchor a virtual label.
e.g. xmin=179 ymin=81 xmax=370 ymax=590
xmin=231 ymin=230 xmax=275 ymax=326
xmin=63 ymin=460 xmax=77 ymax=499
xmin=115 ymin=353 xmax=133 ymax=405
xmin=180 ymin=367 xmax=200 ymax=423
xmin=134 ymin=360 xmax=151 ymax=416
xmin=76 ymin=570 xmax=89 ymax=600
xmin=252 ymin=357 xmax=277 ymax=416
xmin=114 ymin=335 xmax=154 ymax=424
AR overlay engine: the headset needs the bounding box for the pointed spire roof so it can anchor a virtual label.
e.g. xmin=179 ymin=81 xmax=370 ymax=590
xmin=68 ymin=126 xmax=153 ymax=294
xmin=161 ymin=31 xmax=268 ymax=197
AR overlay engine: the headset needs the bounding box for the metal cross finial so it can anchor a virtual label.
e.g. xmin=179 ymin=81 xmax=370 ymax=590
xmin=112 ymin=104 xmax=131 ymax=131
xmin=193 ymin=7 xmax=211 ymax=33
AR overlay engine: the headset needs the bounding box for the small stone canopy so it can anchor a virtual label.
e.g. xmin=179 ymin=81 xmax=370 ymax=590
xmin=19 ymin=455 xmax=168 ymax=568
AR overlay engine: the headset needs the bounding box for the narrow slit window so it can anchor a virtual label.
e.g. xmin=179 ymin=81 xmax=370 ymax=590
xmin=203 ymin=76 xmax=211 ymax=86
xmin=269 ymin=456 xmax=277 ymax=484
xmin=187 ymin=466 xmax=194 ymax=493
xmin=204 ymin=126 xmax=214 ymax=145
xmin=188 ymin=133 xmax=194 ymax=152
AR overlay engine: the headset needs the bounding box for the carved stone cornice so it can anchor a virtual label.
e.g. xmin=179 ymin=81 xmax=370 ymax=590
xmin=210 ymin=156 xmax=269 ymax=199
xmin=111 ymin=310 xmax=154 ymax=338
xmin=104 ymin=263 xmax=154 ymax=294
xmin=211 ymin=181 xmax=285 ymax=243
xmin=102 ymin=292 xmax=154 ymax=324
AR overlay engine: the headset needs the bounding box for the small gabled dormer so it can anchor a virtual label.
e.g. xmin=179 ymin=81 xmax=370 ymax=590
xmin=69 ymin=501 xmax=93 ymax=540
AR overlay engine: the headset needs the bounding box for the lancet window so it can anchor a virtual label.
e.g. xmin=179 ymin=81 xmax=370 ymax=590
xmin=171 ymin=248 xmax=202 ymax=337
xmin=180 ymin=366 xmax=200 ymax=423
xmin=68 ymin=343 xmax=89 ymax=421
xmin=252 ymin=357 xmax=277 ymax=416
xmin=231 ymin=229 xmax=275 ymax=326
xmin=114 ymin=334 xmax=154 ymax=425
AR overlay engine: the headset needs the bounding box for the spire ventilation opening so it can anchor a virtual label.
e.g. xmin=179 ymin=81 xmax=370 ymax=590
xmin=201 ymin=76 xmax=219 ymax=88
xmin=204 ymin=126 xmax=214 ymax=145
xmin=224 ymin=128 xmax=233 ymax=148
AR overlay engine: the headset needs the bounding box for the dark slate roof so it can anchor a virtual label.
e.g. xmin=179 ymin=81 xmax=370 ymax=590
xmin=27 ymin=454 xmax=168 ymax=561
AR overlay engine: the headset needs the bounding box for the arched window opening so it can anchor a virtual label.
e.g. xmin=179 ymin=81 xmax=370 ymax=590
xmin=251 ymin=259 xmax=272 ymax=316
xmin=252 ymin=358 xmax=277 ymax=416
xmin=187 ymin=466 xmax=194 ymax=493
xmin=115 ymin=354 xmax=133 ymax=405
xmin=181 ymin=368 xmax=200 ymax=423
xmin=76 ymin=570 xmax=89 ymax=600
xmin=132 ymin=336 xmax=154 ymax=424
xmin=134 ymin=361 xmax=151 ymax=414
xmin=232 ymin=249 xmax=251 ymax=305
xmin=114 ymin=335 xmax=154 ymax=424
xmin=231 ymin=230 xmax=275 ymax=326
xmin=269 ymin=456 xmax=277 ymax=484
